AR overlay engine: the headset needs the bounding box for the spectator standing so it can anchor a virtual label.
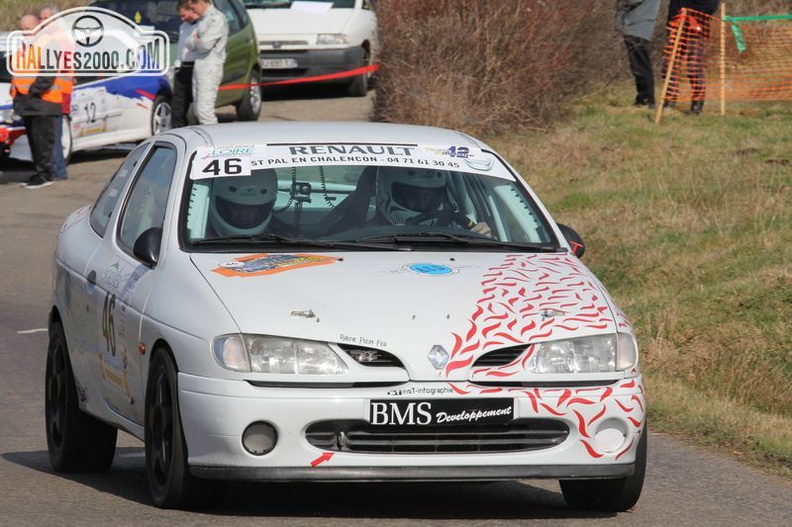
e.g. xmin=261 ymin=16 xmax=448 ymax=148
xmin=616 ymin=0 xmax=661 ymax=108
xmin=186 ymin=0 xmax=228 ymax=125
xmin=39 ymin=4 xmax=72 ymax=180
xmin=664 ymin=0 xmax=721 ymax=114
xmin=11 ymin=14 xmax=62 ymax=189
xmin=38 ymin=4 xmax=58 ymax=20
xmin=172 ymin=0 xmax=200 ymax=128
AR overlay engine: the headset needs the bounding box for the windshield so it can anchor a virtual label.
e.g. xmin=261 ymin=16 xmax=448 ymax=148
xmin=243 ymin=0 xmax=356 ymax=8
xmin=182 ymin=147 xmax=558 ymax=252
xmin=90 ymin=0 xmax=182 ymax=39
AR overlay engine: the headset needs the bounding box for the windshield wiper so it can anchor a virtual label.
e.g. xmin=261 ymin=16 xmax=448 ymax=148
xmin=192 ymin=234 xmax=408 ymax=251
xmin=357 ymin=232 xmax=562 ymax=252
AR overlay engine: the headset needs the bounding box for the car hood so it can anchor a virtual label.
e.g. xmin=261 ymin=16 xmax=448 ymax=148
xmin=190 ymin=251 xmax=624 ymax=380
xmin=248 ymin=8 xmax=355 ymax=36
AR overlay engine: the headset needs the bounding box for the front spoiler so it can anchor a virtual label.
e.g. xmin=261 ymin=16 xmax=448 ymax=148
xmin=191 ymin=463 xmax=634 ymax=482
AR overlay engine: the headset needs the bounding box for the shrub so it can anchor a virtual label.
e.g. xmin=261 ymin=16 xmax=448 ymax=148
xmin=372 ymin=0 xmax=792 ymax=135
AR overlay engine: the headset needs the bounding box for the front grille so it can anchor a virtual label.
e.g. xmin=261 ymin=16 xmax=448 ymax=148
xmin=338 ymin=344 xmax=405 ymax=368
xmin=472 ymin=345 xmax=527 ymax=367
xmin=305 ymin=419 xmax=568 ymax=454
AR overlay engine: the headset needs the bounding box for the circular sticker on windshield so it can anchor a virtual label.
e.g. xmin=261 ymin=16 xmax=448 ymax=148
xmin=408 ymin=263 xmax=455 ymax=276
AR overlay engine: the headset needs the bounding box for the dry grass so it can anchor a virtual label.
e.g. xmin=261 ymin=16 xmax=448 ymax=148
xmin=491 ymin=92 xmax=792 ymax=473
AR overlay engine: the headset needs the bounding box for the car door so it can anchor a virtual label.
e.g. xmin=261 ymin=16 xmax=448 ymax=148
xmin=70 ymin=76 xmax=111 ymax=146
xmin=215 ymin=0 xmax=252 ymax=106
xmin=61 ymin=143 xmax=151 ymax=393
xmin=87 ymin=144 xmax=178 ymax=424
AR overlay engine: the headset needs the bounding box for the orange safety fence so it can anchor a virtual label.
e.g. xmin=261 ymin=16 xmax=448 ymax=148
xmin=656 ymin=6 xmax=792 ymax=120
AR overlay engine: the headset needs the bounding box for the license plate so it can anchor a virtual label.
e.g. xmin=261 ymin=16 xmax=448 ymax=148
xmin=369 ymin=398 xmax=514 ymax=427
xmin=259 ymin=58 xmax=298 ymax=69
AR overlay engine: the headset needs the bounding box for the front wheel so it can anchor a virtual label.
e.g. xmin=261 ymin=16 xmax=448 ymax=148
xmin=145 ymin=349 xmax=226 ymax=509
xmin=45 ymin=320 xmax=117 ymax=472
xmin=151 ymin=95 xmax=172 ymax=136
xmin=560 ymin=428 xmax=648 ymax=512
xmin=236 ymin=70 xmax=262 ymax=121
xmin=345 ymin=47 xmax=371 ymax=98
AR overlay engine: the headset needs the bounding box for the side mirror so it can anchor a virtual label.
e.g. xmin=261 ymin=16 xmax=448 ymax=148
xmin=133 ymin=227 xmax=162 ymax=267
xmin=557 ymin=223 xmax=585 ymax=258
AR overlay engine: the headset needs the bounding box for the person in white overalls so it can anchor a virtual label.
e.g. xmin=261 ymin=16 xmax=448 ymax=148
xmin=186 ymin=0 xmax=228 ymax=125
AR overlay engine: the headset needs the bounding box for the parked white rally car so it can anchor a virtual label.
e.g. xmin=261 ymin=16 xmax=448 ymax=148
xmin=0 ymin=31 xmax=171 ymax=163
xmin=48 ymin=121 xmax=646 ymax=511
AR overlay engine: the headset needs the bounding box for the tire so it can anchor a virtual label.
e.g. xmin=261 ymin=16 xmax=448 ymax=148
xmin=345 ymin=47 xmax=371 ymax=98
xmin=45 ymin=320 xmax=117 ymax=473
xmin=151 ymin=95 xmax=172 ymax=136
xmin=145 ymin=349 xmax=226 ymax=509
xmin=560 ymin=428 xmax=648 ymax=512
xmin=236 ymin=70 xmax=262 ymax=122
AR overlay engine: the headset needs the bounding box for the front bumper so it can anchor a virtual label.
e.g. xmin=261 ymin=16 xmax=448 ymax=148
xmin=179 ymin=374 xmax=645 ymax=482
xmin=258 ymin=47 xmax=362 ymax=84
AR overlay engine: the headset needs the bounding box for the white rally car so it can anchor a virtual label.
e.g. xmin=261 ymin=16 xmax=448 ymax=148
xmin=0 ymin=31 xmax=171 ymax=163
xmin=48 ymin=121 xmax=646 ymax=511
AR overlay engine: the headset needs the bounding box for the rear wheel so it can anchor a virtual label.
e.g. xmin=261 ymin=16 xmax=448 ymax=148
xmin=151 ymin=95 xmax=172 ymax=135
xmin=236 ymin=70 xmax=262 ymax=121
xmin=45 ymin=320 xmax=117 ymax=472
xmin=145 ymin=349 xmax=226 ymax=509
xmin=560 ymin=428 xmax=648 ymax=512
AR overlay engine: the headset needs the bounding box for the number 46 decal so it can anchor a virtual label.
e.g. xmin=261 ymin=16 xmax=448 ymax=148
xmin=102 ymin=293 xmax=117 ymax=356
xmin=192 ymin=147 xmax=256 ymax=180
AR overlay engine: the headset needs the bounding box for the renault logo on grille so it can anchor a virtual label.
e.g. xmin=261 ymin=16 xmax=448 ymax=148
xmin=427 ymin=345 xmax=449 ymax=370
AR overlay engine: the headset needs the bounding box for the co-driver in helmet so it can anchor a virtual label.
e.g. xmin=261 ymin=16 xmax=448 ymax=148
xmin=373 ymin=166 xmax=491 ymax=236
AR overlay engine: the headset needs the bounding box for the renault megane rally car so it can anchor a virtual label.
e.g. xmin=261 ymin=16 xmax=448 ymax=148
xmin=47 ymin=121 xmax=646 ymax=511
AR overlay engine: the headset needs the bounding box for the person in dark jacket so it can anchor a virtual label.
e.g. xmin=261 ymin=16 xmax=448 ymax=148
xmin=11 ymin=14 xmax=63 ymax=189
xmin=664 ymin=0 xmax=721 ymax=114
xmin=616 ymin=0 xmax=662 ymax=108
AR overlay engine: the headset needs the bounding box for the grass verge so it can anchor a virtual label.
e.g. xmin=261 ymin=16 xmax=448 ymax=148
xmin=489 ymin=87 xmax=792 ymax=478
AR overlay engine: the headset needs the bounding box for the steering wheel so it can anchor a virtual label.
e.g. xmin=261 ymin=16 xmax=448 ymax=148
xmin=405 ymin=210 xmax=474 ymax=230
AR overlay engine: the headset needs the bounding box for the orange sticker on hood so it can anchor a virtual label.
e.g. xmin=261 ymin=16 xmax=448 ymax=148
xmin=212 ymin=253 xmax=339 ymax=277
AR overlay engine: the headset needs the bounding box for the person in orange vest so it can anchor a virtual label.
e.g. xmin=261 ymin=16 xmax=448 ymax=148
xmin=39 ymin=4 xmax=72 ymax=180
xmin=663 ymin=0 xmax=720 ymax=114
xmin=11 ymin=14 xmax=63 ymax=189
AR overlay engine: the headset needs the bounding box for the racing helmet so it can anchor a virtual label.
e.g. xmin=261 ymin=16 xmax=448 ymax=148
xmin=376 ymin=166 xmax=447 ymax=225
xmin=208 ymin=169 xmax=278 ymax=236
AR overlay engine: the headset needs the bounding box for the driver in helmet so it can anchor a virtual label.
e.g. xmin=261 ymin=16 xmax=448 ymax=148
xmin=207 ymin=169 xmax=292 ymax=237
xmin=373 ymin=166 xmax=491 ymax=236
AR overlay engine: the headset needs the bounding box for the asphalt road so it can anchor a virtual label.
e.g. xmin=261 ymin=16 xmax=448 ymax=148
xmin=1 ymin=88 xmax=790 ymax=526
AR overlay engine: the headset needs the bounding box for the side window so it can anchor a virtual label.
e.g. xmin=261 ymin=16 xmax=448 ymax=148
xmin=90 ymin=144 xmax=150 ymax=236
xmin=229 ymin=0 xmax=250 ymax=26
xmin=118 ymin=146 xmax=178 ymax=253
xmin=215 ymin=0 xmax=242 ymax=34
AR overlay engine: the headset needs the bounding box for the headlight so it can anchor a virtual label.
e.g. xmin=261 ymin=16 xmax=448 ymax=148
xmin=317 ymin=33 xmax=348 ymax=46
xmin=212 ymin=334 xmax=348 ymax=375
xmin=0 ymin=108 xmax=14 ymax=124
xmin=527 ymin=333 xmax=638 ymax=374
